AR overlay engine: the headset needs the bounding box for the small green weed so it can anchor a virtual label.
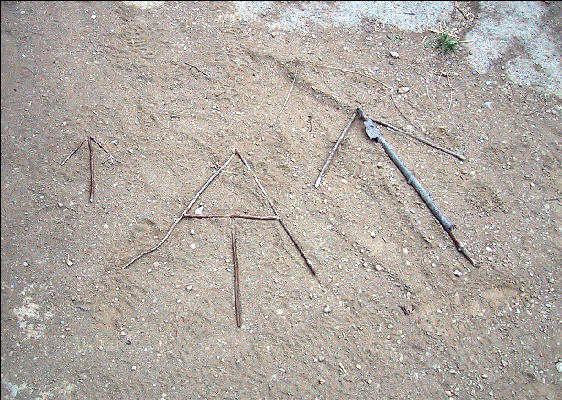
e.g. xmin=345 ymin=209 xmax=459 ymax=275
xmin=434 ymin=31 xmax=459 ymax=53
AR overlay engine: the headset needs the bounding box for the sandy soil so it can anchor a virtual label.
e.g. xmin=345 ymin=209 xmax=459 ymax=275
xmin=1 ymin=2 xmax=560 ymax=399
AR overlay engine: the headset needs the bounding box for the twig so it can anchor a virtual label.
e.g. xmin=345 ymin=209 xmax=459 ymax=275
xmin=60 ymin=139 xmax=86 ymax=166
xmin=123 ymin=152 xmax=236 ymax=269
xmin=317 ymin=64 xmax=389 ymax=90
xmin=315 ymin=109 xmax=358 ymax=188
xmin=184 ymin=214 xmax=280 ymax=221
xmin=545 ymin=197 xmax=561 ymax=202
xmin=234 ymin=150 xmax=278 ymax=215
xmin=231 ymin=221 xmax=242 ymax=327
xmin=90 ymin=137 xmax=120 ymax=163
xmin=278 ymin=219 xmax=317 ymax=276
xmin=185 ymin=62 xmax=210 ymax=79
xmin=391 ymin=93 xmax=418 ymax=130
xmin=426 ymin=83 xmax=436 ymax=108
xmin=446 ymin=74 xmax=456 ymax=112
xmin=88 ymin=137 xmax=95 ymax=203
xmin=371 ymin=118 xmax=466 ymax=161
xmin=455 ymin=2 xmax=469 ymax=20
xmin=446 ymin=229 xmax=475 ymax=266
xmin=279 ymin=73 xmax=296 ymax=114
xmin=235 ymin=149 xmax=317 ymax=277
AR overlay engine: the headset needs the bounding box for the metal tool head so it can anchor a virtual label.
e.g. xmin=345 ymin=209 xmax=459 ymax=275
xmin=364 ymin=118 xmax=382 ymax=141
xmin=356 ymin=108 xmax=382 ymax=140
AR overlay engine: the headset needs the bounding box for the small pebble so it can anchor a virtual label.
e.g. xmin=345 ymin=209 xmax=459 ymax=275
xmin=120 ymin=331 xmax=126 ymax=336
xmin=190 ymin=229 xmax=195 ymax=235
xmin=66 ymin=258 xmax=73 ymax=267
xmin=370 ymin=231 xmax=376 ymax=238
xmin=481 ymin=374 xmax=488 ymax=379
xmin=23 ymin=261 xmax=29 ymax=267
xmin=190 ymin=243 xmax=197 ymax=249
xmin=131 ymin=365 xmax=136 ymax=371
xmin=397 ymin=86 xmax=410 ymax=94
xmin=390 ymin=51 xmax=399 ymax=58
xmin=57 ymin=202 xmax=64 ymax=208
xmin=185 ymin=285 xmax=193 ymax=291
xmin=318 ymin=356 xmax=325 ymax=362
xmin=484 ymin=101 xmax=492 ymax=109
xmin=323 ymin=305 xmax=332 ymax=314
xmin=556 ymin=361 xmax=562 ymax=373
xmin=453 ymin=269 xmax=462 ymax=277
xmin=402 ymin=248 xmax=409 ymax=255
xmin=147 ymin=269 xmax=152 ymax=273
xmin=194 ymin=206 xmax=204 ymax=215
xmin=375 ymin=264 xmax=383 ymax=271
xmin=356 ymin=364 xmax=362 ymax=370
xmin=153 ymin=261 xmax=160 ymax=268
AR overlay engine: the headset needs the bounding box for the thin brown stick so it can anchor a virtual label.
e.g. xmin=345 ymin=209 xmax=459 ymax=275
xmin=235 ymin=149 xmax=317 ymax=277
xmin=446 ymin=74 xmax=456 ymax=112
xmin=88 ymin=137 xmax=95 ymax=203
xmin=90 ymin=137 xmax=120 ymax=163
xmin=231 ymin=221 xmax=242 ymax=327
xmin=279 ymin=73 xmax=296 ymax=114
xmin=184 ymin=214 xmax=280 ymax=221
xmin=317 ymin=64 xmax=389 ymax=89
xmin=315 ymin=110 xmax=358 ymax=188
xmin=60 ymin=139 xmax=86 ymax=166
xmin=455 ymin=2 xmax=469 ymax=20
xmin=278 ymin=219 xmax=317 ymax=276
xmin=235 ymin=150 xmax=278 ymax=216
xmin=391 ymin=93 xmax=418 ymax=130
xmin=123 ymin=152 xmax=236 ymax=269
xmin=371 ymin=118 xmax=466 ymax=161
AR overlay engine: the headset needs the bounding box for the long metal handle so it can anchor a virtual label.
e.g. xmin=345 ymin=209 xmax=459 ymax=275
xmin=377 ymin=135 xmax=455 ymax=232
xmin=358 ymin=109 xmax=474 ymax=265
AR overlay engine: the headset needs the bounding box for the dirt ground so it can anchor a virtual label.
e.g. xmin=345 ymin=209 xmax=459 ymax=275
xmin=1 ymin=1 xmax=561 ymax=399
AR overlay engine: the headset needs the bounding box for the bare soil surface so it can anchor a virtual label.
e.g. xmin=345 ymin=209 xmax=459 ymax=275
xmin=1 ymin=2 xmax=560 ymax=399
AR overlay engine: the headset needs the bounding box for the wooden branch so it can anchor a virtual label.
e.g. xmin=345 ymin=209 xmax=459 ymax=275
xmin=278 ymin=219 xmax=316 ymax=276
xmin=235 ymin=149 xmax=317 ymax=277
xmin=359 ymin=110 xmax=475 ymax=266
xmin=447 ymin=230 xmax=475 ymax=266
xmin=317 ymin=64 xmax=389 ymax=89
xmin=88 ymin=137 xmax=95 ymax=203
xmin=314 ymin=109 xmax=358 ymax=188
xmin=184 ymin=214 xmax=280 ymax=221
xmin=234 ymin=150 xmax=278 ymax=216
xmin=90 ymin=136 xmax=120 ymax=163
xmin=279 ymin=73 xmax=296 ymax=114
xmin=60 ymin=139 xmax=86 ymax=166
xmin=391 ymin=92 xmax=419 ymax=130
xmin=371 ymin=118 xmax=467 ymax=161
xmin=123 ymin=152 xmax=236 ymax=269
xmin=231 ymin=221 xmax=242 ymax=327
